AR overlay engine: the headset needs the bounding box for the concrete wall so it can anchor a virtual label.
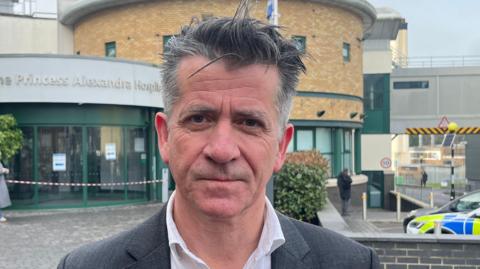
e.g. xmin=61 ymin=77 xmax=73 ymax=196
xmin=361 ymin=134 xmax=393 ymax=171
xmin=57 ymin=22 xmax=74 ymax=55
xmin=363 ymin=39 xmax=393 ymax=74
xmin=0 ymin=15 xmax=58 ymax=53
xmin=353 ymin=234 xmax=480 ymax=269
xmin=391 ymin=67 xmax=480 ymax=133
xmin=70 ymin=0 xmax=366 ymax=123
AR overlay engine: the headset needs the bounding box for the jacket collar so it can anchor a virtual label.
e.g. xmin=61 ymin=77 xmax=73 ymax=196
xmin=123 ymin=204 xmax=171 ymax=269
xmin=122 ymin=205 xmax=312 ymax=269
xmin=272 ymin=212 xmax=312 ymax=269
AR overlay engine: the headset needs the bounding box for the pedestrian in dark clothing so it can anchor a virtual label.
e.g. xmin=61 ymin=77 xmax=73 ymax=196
xmin=337 ymin=168 xmax=352 ymax=216
xmin=421 ymin=170 xmax=428 ymax=187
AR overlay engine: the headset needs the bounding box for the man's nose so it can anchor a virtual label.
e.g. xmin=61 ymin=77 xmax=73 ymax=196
xmin=203 ymin=120 xmax=240 ymax=164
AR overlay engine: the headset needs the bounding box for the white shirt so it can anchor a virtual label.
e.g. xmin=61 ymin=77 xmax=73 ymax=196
xmin=166 ymin=191 xmax=285 ymax=269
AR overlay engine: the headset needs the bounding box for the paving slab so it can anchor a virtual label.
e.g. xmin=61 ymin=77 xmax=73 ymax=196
xmin=0 ymin=203 xmax=161 ymax=269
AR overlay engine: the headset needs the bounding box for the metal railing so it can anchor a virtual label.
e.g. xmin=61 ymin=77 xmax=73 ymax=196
xmin=0 ymin=0 xmax=56 ymax=18
xmin=393 ymin=55 xmax=480 ymax=68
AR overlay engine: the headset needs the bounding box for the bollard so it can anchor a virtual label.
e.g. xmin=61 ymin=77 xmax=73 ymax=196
xmin=362 ymin=192 xmax=367 ymax=220
xmin=434 ymin=220 xmax=442 ymax=235
xmin=430 ymin=192 xmax=434 ymax=208
xmin=396 ymin=191 xmax=401 ymax=221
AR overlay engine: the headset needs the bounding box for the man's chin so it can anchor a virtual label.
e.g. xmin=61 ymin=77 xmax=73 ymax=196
xmin=195 ymin=199 xmax=248 ymax=219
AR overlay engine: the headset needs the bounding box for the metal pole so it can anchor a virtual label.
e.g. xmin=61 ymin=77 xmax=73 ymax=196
xmin=273 ymin=0 xmax=279 ymax=25
xmin=450 ymin=145 xmax=455 ymax=200
xmin=430 ymin=191 xmax=434 ymax=208
xmin=396 ymin=191 xmax=401 ymax=221
xmin=162 ymin=168 xmax=169 ymax=203
xmin=351 ymin=129 xmax=355 ymax=175
xmin=434 ymin=220 xmax=441 ymax=235
xmin=362 ymin=192 xmax=367 ymax=220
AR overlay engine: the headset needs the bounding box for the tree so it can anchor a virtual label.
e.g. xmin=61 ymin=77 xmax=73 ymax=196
xmin=0 ymin=114 xmax=23 ymax=162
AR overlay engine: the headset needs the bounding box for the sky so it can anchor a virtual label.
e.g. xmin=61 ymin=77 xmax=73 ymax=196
xmin=31 ymin=0 xmax=480 ymax=58
xmin=367 ymin=0 xmax=480 ymax=57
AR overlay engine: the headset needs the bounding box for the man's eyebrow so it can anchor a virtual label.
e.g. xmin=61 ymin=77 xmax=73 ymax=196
xmin=233 ymin=109 xmax=269 ymax=121
xmin=178 ymin=105 xmax=217 ymax=117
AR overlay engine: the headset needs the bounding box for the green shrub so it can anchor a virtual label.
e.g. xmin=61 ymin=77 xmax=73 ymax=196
xmin=274 ymin=151 xmax=328 ymax=223
xmin=0 ymin=114 xmax=23 ymax=162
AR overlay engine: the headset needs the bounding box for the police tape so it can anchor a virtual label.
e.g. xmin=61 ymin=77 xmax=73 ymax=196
xmin=6 ymin=179 xmax=164 ymax=187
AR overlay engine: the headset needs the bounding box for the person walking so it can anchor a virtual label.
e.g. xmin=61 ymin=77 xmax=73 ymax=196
xmin=0 ymin=160 xmax=12 ymax=222
xmin=337 ymin=168 xmax=352 ymax=216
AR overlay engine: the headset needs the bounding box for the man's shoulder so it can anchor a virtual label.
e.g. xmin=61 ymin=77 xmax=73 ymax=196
xmin=58 ymin=228 xmax=134 ymax=268
xmin=277 ymin=214 xmax=379 ymax=268
xmin=58 ymin=206 xmax=169 ymax=269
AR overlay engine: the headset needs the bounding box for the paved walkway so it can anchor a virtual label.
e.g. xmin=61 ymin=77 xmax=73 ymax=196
xmin=318 ymin=199 xmax=408 ymax=234
xmin=0 ymin=203 xmax=160 ymax=269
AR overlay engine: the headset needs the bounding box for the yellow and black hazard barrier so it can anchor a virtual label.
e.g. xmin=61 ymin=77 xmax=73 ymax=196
xmin=406 ymin=127 xmax=480 ymax=135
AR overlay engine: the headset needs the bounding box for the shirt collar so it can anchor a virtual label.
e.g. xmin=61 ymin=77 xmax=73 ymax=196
xmin=166 ymin=191 xmax=285 ymax=260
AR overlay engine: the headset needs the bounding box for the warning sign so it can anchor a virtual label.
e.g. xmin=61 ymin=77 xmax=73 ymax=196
xmin=438 ymin=116 xmax=449 ymax=128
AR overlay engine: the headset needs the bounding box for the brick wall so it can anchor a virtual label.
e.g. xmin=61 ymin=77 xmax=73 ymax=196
xmin=352 ymin=234 xmax=480 ymax=269
xmin=73 ymin=0 xmax=364 ymax=122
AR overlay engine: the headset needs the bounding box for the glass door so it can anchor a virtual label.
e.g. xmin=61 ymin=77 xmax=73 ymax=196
xmin=38 ymin=127 xmax=83 ymax=206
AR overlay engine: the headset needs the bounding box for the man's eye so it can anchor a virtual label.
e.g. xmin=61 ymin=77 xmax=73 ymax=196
xmin=190 ymin=115 xmax=205 ymax=123
xmin=244 ymin=119 xmax=258 ymax=127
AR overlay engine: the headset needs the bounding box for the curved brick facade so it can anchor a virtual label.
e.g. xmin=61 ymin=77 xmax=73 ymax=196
xmin=73 ymin=0 xmax=366 ymax=123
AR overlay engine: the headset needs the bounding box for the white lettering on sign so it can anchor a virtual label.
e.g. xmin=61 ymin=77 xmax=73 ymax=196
xmin=16 ymin=74 xmax=69 ymax=86
xmin=134 ymin=80 xmax=162 ymax=93
xmin=72 ymin=76 xmax=132 ymax=89
xmin=0 ymin=76 xmax=13 ymax=86
xmin=0 ymin=73 xmax=161 ymax=92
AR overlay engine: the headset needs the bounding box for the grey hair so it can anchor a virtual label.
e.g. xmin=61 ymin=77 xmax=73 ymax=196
xmin=161 ymin=17 xmax=306 ymax=134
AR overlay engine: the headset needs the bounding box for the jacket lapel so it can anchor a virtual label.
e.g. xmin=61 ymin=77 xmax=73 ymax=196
xmin=272 ymin=213 xmax=312 ymax=269
xmin=123 ymin=204 xmax=171 ymax=269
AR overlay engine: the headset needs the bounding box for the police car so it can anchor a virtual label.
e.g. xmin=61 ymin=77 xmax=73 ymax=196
xmin=407 ymin=207 xmax=480 ymax=235
xmin=403 ymin=189 xmax=480 ymax=232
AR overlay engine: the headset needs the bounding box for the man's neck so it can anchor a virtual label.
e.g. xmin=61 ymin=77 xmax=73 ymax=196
xmin=172 ymin=196 xmax=266 ymax=269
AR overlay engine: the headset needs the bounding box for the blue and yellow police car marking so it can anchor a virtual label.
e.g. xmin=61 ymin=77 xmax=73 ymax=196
xmin=407 ymin=210 xmax=480 ymax=235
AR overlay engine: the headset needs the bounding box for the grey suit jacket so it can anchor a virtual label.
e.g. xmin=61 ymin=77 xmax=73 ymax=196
xmin=58 ymin=204 xmax=379 ymax=269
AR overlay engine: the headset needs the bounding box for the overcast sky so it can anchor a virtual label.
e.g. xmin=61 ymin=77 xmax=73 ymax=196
xmin=33 ymin=0 xmax=480 ymax=58
xmin=368 ymin=0 xmax=480 ymax=58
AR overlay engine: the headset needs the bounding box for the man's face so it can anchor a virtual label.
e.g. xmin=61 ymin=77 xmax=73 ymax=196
xmin=155 ymin=56 xmax=293 ymax=219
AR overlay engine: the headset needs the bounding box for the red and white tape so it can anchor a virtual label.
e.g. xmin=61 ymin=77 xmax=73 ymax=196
xmin=6 ymin=179 xmax=164 ymax=187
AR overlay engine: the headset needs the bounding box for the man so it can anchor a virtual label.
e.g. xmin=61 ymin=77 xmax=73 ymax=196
xmin=58 ymin=17 xmax=379 ymax=269
xmin=421 ymin=169 xmax=428 ymax=187
xmin=337 ymin=168 xmax=352 ymax=216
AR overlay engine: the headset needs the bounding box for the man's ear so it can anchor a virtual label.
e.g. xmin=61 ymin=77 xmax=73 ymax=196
xmin=273 ymin=123 xmax=294 ymax=173
xmin=155 ymin=112 xmax=170 ymax=164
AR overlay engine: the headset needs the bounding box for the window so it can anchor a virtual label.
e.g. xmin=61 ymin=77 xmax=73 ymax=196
xmin=163 ymin=35 xmax=179 ymax=53
xmin=292 ymin=36 xmax=306 ymax=53
xmin=421 ymin=135 xmax=432 ymax=147
xmin=393 ymin=81 xmax=429 ymax=89
xmin=363 ymin=74 xmax=386 ymax=111
xmin=434 ymin=135 xmax=444 ymax=145
xmin=316 ymin=128 xmax=333 ymax=175
xmin=296 ymin=129 xmax=314 ymax=151
xmin=342 ymin=42 xmax=350 ymax=62
xmin=409 ymin=135 xmax=420 ymax=147
xmin=105 ymin=42 xmax=116 ymax=57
